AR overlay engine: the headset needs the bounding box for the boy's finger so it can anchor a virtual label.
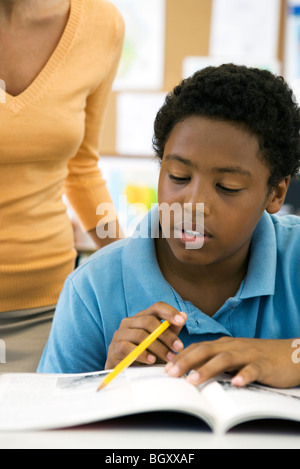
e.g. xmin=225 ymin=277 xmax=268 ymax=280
xmin=117 ymin=319 xmax=184 ymax=354
xmin=231 ymin=363 xmax=263 ymax=388
xmin=142 ymin=302 xmax=187 ymax=327
xmin=144 ymin=302 xmax=187 ymax=341
xmin=186 ymin=351 xmax=245 ymax=385
xmin=112 ymin=337 xmax=158 ymax=366
xmin=165 ymin=342 xmax=216 ymax=376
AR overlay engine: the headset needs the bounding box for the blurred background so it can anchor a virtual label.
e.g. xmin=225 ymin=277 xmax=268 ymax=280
xmin=72 ymin=0 xmax=300 ymax=254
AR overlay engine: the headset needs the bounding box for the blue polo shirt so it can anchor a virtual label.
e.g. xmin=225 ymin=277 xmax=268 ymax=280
xmin=38 ymin=208 xmax=300 ymax=374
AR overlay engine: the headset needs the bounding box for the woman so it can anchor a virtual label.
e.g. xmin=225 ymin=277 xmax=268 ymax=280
xmin=0 ymin=0 xmax=124 ymax=371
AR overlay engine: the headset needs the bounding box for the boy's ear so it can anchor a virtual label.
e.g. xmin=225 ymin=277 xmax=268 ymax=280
xmin=266 ymin=176 xmax=291 ymax=214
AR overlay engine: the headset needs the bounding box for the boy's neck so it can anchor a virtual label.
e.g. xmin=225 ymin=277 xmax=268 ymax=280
xmin=155 ymin=236 xmax=250 ymax=316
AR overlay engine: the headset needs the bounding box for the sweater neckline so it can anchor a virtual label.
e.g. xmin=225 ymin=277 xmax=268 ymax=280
xmin=4 ymin=0 xmax=83 ymax=115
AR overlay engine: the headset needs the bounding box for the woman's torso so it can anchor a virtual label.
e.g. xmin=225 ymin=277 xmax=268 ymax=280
xmin=0 ymin=0 xmax=124 ymax=312
xmin=0 ymin=0 xmax=70 ymax=97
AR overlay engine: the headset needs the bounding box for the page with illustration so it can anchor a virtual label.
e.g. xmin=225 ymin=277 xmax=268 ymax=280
xmin=0 ymin=367 xmax=216 ymax=431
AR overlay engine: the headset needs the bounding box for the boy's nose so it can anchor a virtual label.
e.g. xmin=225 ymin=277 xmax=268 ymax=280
xmin=184 ymin=185 xmax=212 ymax=216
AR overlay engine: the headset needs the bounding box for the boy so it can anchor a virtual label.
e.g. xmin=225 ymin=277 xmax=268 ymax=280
xmin=38 ymin=65 xmax=300 ymax=389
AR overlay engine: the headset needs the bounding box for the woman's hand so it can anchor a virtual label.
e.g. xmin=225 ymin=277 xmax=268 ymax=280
xmin=165 ymin=337 xmax=300 ymax=389
xmin=105 ymin=302 xmax=187 ymax=370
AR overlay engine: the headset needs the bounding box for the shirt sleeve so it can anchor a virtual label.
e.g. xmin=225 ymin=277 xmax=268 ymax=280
xmin=37 ymin=277 xmax=107 ymax=374
xmin=63 ymin=12 xmax=125 ymax=232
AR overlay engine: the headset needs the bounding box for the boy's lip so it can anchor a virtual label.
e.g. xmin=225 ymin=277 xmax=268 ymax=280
xmin=176 ymin=229 xmax=212 ymax=247
xmin=173 ymin=225 xmax=213 ymax=247
xmin=174 ymin=223 xmax=213 ymax=238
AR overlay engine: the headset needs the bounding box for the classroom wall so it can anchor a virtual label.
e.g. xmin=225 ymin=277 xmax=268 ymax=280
xmin=99 ymin=0 xmax=286 ymax=157
xmin=75 ymin=0 xmax=298 ymax=252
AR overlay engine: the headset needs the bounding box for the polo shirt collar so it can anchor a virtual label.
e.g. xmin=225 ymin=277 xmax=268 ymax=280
xmin=238 ymin=211 xmax=276 ymax=299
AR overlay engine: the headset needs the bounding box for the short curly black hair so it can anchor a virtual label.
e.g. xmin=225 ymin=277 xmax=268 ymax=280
xmin=153 ymin=64 xmax=300 ymax=187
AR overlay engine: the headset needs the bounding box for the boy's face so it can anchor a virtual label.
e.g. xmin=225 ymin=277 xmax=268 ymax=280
xmin=158 ymin=116 xmax=275 ymax=267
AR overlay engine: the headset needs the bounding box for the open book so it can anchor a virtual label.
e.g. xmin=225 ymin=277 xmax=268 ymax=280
xmin=0 ymin=366 xmax=300 ymax=434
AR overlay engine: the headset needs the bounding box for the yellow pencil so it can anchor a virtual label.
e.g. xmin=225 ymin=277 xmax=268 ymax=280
xmin=97 ymin=320 xmax=171 ymax=391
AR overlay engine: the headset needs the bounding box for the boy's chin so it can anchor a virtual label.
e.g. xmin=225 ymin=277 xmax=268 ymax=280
xmin=167 ymin=239 xmax=210 ymax=266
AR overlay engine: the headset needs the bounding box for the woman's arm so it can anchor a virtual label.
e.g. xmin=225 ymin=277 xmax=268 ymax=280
xmin=64 ymin=10 xmax=125 ymax=248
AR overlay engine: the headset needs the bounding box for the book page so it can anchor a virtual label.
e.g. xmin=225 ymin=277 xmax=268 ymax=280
xmin=0 ymin=367 xmax=215 ymax=431
xmin=2 ymin=367 xmax=299 ymax=433
xmin=199 ymin=376 xmax=300 ymax=433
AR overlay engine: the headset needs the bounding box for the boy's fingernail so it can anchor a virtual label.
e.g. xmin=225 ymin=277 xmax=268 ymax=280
xmin=173 ymin=340 xmax=183 ymax=352
xmin=165 ymin=361 xmax=173 ymax=372
xmin=187 ymin=372 xmax=201 ymax=385
xmin=231 ymin=375 xmax=245 ymax=387
xmin=147 ymin=354 xmax=156 ymax=364
xmin=166 ymin=365 xmax=180 ymax=377
xmin=167 ymin=351 xmax=175 ymax=362
xmin=175 ymin=314 xmax=185 ymax=326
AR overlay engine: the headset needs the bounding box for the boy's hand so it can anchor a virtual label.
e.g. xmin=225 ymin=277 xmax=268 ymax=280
xmin=105 ymin=302 xmax=187 ymax=370
xmin=165 ymin=337 xmax=300 ymax=389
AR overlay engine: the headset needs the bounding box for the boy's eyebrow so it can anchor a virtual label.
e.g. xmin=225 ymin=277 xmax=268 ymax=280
xmin=164 ymin=155 xmax=252 ymax=177
xmin=164 ymin=155 xmax=196 ymax=168
xmin=211 ymin=167 xmax=252 ymax=178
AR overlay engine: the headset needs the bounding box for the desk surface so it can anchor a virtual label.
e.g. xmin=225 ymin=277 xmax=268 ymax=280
xmin=1 ymin=413 xmax=300 ymax=449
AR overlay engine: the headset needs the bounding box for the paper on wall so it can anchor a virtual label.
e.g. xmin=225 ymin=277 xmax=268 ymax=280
xmin=111 ymin=0 xmax=166 ymax=90
xmin=116 ymin=92 xmax=167 ymax=156
xmin=210 ymin=0 xmax=281 ymax=60
xmin=284 ymin=1 xmax=300 ymax=84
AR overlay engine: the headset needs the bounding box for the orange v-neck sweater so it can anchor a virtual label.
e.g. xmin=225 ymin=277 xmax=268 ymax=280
xmin=0 ymin=0 xmax=124 ymax=312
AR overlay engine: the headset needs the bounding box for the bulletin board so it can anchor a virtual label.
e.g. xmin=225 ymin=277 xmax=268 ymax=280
xmin=99 ymin=0 xmax=286 ymax=157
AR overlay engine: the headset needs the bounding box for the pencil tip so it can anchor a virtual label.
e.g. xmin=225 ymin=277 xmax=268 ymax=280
xmin=97 ymin=382 xmax=106 ymax=392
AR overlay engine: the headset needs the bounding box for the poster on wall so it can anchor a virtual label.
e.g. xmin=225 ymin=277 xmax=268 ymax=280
xmin=285 ymin=1 xmax=300 ymax=88
xmin=116 ymin=92 xmax=167 ymax=156
xmin=110 ymin=0 xmax=166 ymax=90
xmin=210 ymin=0 xmax=281 ymax=61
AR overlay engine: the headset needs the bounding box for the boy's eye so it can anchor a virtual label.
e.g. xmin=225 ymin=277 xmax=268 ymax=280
xmin=168 ymin=173 xmax=191 ymax=183
xmin=217 ymin=184 xmax=242 ymax=194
